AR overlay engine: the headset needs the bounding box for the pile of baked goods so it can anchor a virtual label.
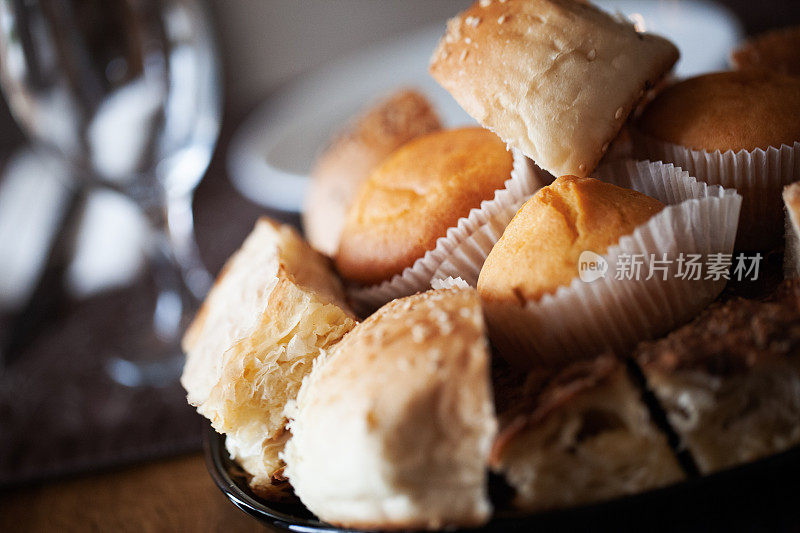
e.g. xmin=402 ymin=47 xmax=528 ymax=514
xmin=182 ymin=0 xmax=800 ymax=530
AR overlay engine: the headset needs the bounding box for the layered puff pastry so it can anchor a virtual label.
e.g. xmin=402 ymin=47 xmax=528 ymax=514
xmin=490 ymin=355 xmax=684 ymax=512
xmin=636 ymin=281 xmax=800 ymax=474
xmin=181 ymin=218 xmax=356 ymax=497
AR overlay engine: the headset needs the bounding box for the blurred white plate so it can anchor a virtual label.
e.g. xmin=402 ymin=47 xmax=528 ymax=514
xmin=228 ymin=0 xmax=742 ymax=212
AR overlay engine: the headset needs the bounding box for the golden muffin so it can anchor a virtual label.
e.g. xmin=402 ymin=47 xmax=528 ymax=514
xmin=303 ymin=89 xmax=441 ymax=257
xmin=732 ymin=25 xmax=800 ymax=78
xmin=336 ymin=127 xmax=514 ymax=286
xmin=478 ymin=175 xmax=664 ymax=303
xmin=637 ymin=71 xmax=800 ymax=152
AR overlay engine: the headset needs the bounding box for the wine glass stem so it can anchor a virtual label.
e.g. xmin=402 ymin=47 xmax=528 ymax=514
xmin=105 ymin=191 xmax=211 ymax=388
xmin=143 ymin=192 xmax=211 ymax=344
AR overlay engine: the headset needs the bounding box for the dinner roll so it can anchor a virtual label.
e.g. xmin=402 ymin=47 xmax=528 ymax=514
xmin=637 ymin=71 xmax=800 ymax=152
xmin=429 ymin=0 xmax=678 ymax=178
xmin=303 ymin=89 xmax=441 ymax=256
xmin=336 ymin=127 xmax=513 ymax=285
xmin=491 ymin=355 xmax=684 ymax=511
xmin=283 ymin=287 xmax=496 ymax=530
xmin=478 ymin=175 xmax=664 ymax=303
xmin=181 ymin=218 xmax=356 ymax=498
xmin=636 ymin=281 xmax=800 ymax=474
xmin=732 ymin=25 xmax=800 ymax=77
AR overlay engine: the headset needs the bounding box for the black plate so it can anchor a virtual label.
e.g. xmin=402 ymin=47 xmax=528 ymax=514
xmin=204 ymin=425 xmax=800 ymax=532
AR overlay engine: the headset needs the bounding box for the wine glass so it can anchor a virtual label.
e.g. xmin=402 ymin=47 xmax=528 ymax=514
xmin=0 ymin=0 xmax=221 ymax=385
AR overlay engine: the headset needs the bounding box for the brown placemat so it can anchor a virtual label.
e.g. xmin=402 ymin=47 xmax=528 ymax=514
xmin=0 ymin=130 xmax=298 ymax=486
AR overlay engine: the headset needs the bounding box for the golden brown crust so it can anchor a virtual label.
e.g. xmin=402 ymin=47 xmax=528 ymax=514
xmin=732 ymin=25 xmax=800 ymax=77
xmin=636 ymin=280 xmax=800 ymax=377
xmin=429 ymin=0 xmax=678 ymax=178
xmin=336 ymin=127 xmax=513 ymax=285
xmin=490 ymin=355 xmax=620 ymax=465
xmin=637 ymin=71 xmax=800 ymax=151
xmin=302 ymin=89 xmax=441 ymax=256
xmin=477 ymin=175 xmax=664 ymax=303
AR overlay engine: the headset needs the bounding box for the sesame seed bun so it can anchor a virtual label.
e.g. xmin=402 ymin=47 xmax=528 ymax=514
xmin=429 ymin=0 xmax=678 ymax=178
xmin=283 ymin=287 xmax=496 ymax=530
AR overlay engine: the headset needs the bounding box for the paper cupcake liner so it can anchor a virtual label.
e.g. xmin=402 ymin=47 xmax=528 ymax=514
xmin=633 ymin=132 xmax=800 ymax=250
xmin=484 ymin=160 xmax=742 ymax=368
xmin=431 ymin=276 xmax=471 ymax=291
xmin=347 ymin=149 xmax=550 ymax=315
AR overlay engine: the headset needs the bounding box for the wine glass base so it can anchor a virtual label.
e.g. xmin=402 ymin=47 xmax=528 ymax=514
xmin=106 ymin=353 xmax=185 ymax=388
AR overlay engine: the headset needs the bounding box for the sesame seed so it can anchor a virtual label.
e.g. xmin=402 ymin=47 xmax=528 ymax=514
xmin=587 ymin=49 xmax=596 ymax=61
xmin=579 ymin=163 xmax=587 ymax=172
xmin=615 ymin=107 xmax=624 ymax=120
xmin=602 ymin=142 xmax=610 ymax=153
xmin=465 ymin=15 xmax=481 ymax=28
xmin=498 ymin=14 xmax=508 ymax=23
xmin=480 ymin=0 xmax=492 ymax=6
xmin=460 ymin=49 xmax=469 ymax=61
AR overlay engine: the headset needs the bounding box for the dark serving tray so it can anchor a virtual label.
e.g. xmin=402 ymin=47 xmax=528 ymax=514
xmin=204 ymin=425 xmax=800 ymax=532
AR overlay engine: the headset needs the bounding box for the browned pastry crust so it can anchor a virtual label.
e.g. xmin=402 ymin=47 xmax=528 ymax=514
xmin=732 ymin=25 xmax=800 ymax=77
xmin=491 ymin=355 xmax=620 ymax=461
xmin=637 ymin=280 xmax=800 ymax=474
xmin=336 ymin=127 xmax=513 ymax=285
xmin=490 ymin=354 xmax=683 ymax=511
xmin=637 ymin=71 xmax=800 ymax=152
xmin=637 ymin=281 xmax=800 ymax=377
xmin=303 ymin=89 xmax=441 ymax=256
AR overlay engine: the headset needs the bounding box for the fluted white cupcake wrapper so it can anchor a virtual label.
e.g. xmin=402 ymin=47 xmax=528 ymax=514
xmin=347 ymin=149 xmax=550 ymax=315
xmin=485 ymin=159 xmax=742 ymax=368
xmin=633 ymin=133 xmax=800 ymax=250
xmin=431 ymin=276 xmax=471 ymax=291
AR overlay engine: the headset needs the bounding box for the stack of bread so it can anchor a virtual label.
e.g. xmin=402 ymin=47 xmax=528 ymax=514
xmin=182 ymin=1 xmax=800 ymax=530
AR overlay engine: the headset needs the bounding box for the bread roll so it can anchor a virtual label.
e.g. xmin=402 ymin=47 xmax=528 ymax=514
xmin=336 ymin=127 xmax=513 ymax=285
xmin=181 ymin=218 xmax=356 ymax=497
xmin=303 ymin=89 xmax=441 ymax=256
xmin=637 ymin=71 xmax=800 ymax=152
xmin=429 ymin=0 xmax=678 ymax=178
xmin=283 ymin=287 xmax=496 ymax=530
xmin=636 ymin=281 xmax=800 ymax=474
xmin=478 ymin=175 xmax=663 ymax=303
xmin=491 ymin=355 xmax=683 ymax=512
xmin=732 ymin=25 xmax=800 ymax=77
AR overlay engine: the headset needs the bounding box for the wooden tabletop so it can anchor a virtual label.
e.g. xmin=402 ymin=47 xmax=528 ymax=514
xmin=0 ymin=453 xmax=265 ymax=532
